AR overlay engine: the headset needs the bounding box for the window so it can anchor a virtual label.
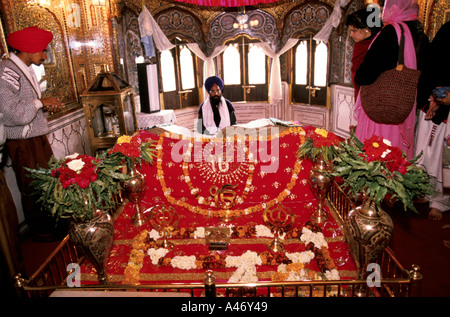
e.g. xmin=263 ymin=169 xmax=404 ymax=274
xmin=223 ymin=44 xmax=241 ymax=85
xmin=159 ymin=38 xmax=199 ymax=110
xmin=292 ymin=36 xmax=329 ymax=106
xmin=160 ymin=50 xmax=176 ymax=92
xmin=220 ymin=36 xmax=269 ymax=102
xmin=248 ymin=45 xmax=266 ymax=85
xmin=180 ymin=46 xmax=196 ymax=90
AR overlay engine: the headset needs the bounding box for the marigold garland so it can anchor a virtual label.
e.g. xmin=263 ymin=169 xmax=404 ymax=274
xmin=122 ymin=222 xmax=339 ymax=285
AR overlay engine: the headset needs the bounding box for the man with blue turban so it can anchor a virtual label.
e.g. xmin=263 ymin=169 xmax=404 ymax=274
xmin=197 ymin=76 xmax=236 ymax=135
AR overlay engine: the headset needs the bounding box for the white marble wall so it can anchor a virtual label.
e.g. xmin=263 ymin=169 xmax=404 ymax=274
xmin=47 ymin=107 xmax=91 ymax=158
xmin=330 ymin=84 xmax=356 ymax=138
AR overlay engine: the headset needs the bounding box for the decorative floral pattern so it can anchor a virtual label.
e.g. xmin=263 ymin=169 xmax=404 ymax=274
xmin=156 ymin=127 xmax=306 ymax=219
xmin=123 ymin=222 xmax=339 ymax=285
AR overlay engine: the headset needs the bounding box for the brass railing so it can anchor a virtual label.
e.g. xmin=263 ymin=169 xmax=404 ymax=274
xmin=15 ymin=182 xmax=422 ymax=297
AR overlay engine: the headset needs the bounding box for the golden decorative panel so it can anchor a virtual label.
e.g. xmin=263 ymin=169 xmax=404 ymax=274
xmin=4 ymin=1 xmax=78 ymax=106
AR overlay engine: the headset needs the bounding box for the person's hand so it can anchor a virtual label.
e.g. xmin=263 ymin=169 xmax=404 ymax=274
xmin=425 ymin=96 xmax=440 ymax=120
xmin=436 ymin=91 xmax=450 ymax=106
xmin=41 ymin=97 xmax=64 ymax=113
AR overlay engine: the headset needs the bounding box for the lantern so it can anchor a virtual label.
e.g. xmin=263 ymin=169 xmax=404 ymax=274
xmin=80 ymin=66 xmax=138 ymax=154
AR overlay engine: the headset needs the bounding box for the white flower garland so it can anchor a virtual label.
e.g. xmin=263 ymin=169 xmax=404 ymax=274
xmin=144 ymin=224 xmax=339 ymax=283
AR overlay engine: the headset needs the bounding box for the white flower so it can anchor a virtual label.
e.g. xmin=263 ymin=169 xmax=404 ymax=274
xmin=382 ymin=139 xmax=392 ymax=146
xmin=148 ymin=229 xmax=162 ymax=241
xmin=255 ymin=225 xmax=274 ymax=238
xmin=194 ymin=227 xmax=205 ymax=239
xmin=67 ymin=159 xmax=85 ymax=172
xmin=324 ymin=269 xmax=340 ymax=280
xmin=286 ymin=251 xmax=315 ymax=264
xmin=381 ymin=148 xmax=391 ymax=158
xmin=171 ymin=255 xmax=197 ymax=270
xmin=228 ymin=264 xmax=258 ymax=283
xmin=277 ymin=263 xmax=287 ymax=273
xmin=226 ymin=250 xmax=262 ymax=268
xmin=300 ymin=227 xmax=327 ymax=249
xmin=147 ymin=248 xmax=169 ymax=265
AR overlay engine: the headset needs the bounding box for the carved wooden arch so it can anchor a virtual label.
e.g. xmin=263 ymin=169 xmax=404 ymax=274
xmin=280 ymin=0 xmax=332 ymax=47
xmin=206 ymin=8 xmax=279 ymax=56
xmin=154 ymin=7 xmax=206 ymax=52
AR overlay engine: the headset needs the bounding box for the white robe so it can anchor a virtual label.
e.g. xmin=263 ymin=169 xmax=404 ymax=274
xmin=415 ymin=111 xmax=450 ymax=211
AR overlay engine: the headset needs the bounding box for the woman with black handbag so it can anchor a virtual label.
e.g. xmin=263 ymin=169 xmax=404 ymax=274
xmin=346 ymin=8 xmax=382 ymax=100
xmin=353 ymin=0 xmax=429 ymax=160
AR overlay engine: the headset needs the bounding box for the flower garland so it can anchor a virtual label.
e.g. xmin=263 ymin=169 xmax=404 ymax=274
xmin=123 ymin=222 xmax=339 ymax=285
xmin=156 ymin=127 xmax=306 ymax=219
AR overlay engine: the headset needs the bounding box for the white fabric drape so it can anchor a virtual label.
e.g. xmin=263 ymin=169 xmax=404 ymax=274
xmin=314 ymin=0 xmax=351 ymax=43
xmin=138 ymin=6 xmax=175 ymax=53
xmin=254 ymin=38 xmax=299 ymax=102
xmin=187 ymin=43 xmax=227 ymax=79
xmin=186 ymin=43 xmax=226 ymax=98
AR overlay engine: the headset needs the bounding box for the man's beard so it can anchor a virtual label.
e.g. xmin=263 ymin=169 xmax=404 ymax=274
xmin=210 ymin=95 xmax=221 ymax=107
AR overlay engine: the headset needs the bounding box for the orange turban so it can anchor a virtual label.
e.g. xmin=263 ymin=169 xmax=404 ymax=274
xmin=7 ymin=26 xmax=53 ymax=53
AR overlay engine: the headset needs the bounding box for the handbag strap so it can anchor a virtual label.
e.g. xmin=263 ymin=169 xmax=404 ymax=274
xmin=398 ymin=24 xmax=406 ymax=65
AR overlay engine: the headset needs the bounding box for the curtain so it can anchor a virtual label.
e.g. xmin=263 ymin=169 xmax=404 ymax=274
xmin=186 ymin=43 xmax=227 ymax=98
xmin=173 ymin=0 xmax=280 ymax=7
xmin=314 ymin=0 xmax=351 ymax=43
xmin=138 ymin=6 xmax=175 ymax=58
xmin=254 ymin=38 xmax=299 ymax=102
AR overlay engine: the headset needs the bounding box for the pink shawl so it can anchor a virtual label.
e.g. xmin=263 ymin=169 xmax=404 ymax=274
xmin=353 ymin=0 xmax=419 ymax=159
xmin=382 ymin=0 xmax=419 ymax=24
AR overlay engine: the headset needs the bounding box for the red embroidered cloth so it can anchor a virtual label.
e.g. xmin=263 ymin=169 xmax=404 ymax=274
xmin=80 ymin=126 xmax=357 ymax=289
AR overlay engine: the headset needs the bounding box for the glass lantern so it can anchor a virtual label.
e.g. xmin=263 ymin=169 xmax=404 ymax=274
xmin=80 ymin=66 xmax=138 ymax=154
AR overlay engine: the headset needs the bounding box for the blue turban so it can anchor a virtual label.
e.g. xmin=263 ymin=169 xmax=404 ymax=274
xmin=204 ymin=76 xmax=224 ymax=93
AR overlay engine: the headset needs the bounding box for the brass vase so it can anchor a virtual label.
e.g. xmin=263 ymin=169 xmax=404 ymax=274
xmin=122 ymin=165 xmax=147 ymax=226
xmin=308 ymin=158 xmax=334 ymax=223
xmin=68 ymin=211 xmax=114 ymax=284
xmin=345 ymin=197 xmax=394 ymax=282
